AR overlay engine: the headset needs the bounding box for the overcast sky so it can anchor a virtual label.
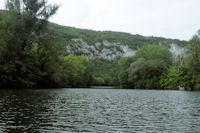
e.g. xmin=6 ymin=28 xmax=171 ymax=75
xmin=1 ymin=0 xmax=200 ymax=40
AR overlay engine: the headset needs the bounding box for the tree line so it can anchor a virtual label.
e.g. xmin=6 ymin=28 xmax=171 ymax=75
xmin=0 ymin=0 xmax=199 ymax=90
xmin=118 ymin=33 xmax=200 ymax=90
xmin=0 ymin=0 xmax=92 ymax=88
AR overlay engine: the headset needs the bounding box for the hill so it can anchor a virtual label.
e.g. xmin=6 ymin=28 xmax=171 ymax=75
xmin=46 ymin=22 xmax=188 ymax=86
xmin=48 ymin=23 xmax=187 ymax=60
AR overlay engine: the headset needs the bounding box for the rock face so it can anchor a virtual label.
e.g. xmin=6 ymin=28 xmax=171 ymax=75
xmin=65 ymin=38 xmax=186 ymax=61
xmin=170 ymin=43 xmax=186 ymax=57
xmin=65 ymin=38 xmax=136 ymax=60
xmin=169 ymin=43 xmax=186 ymax=65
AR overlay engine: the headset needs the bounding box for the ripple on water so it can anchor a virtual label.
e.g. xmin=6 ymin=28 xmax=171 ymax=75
xmin=0 ymin=89 xmax=200 ymax=132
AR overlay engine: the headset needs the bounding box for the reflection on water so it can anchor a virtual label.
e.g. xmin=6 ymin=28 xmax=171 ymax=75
xmin=0 ymin=89 xmax=200 ymax=132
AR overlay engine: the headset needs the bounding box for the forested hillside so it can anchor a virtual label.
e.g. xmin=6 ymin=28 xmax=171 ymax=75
xmin=46 ymin=23 xmax=187 ymax=86
xmin=0 ymin=4 xmax=192 ymax=88
xmin=49 ymin=23 xmax=187 ymax=58
xmin=49 ymin=23 xmax=187 ymax=46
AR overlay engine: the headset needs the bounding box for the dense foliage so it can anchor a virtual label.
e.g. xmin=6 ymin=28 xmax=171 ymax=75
xmin=118 ymin=31 xmax=200 ymax=90
xmin=160 ymin=65 xmax=192 ymax=90
xmin=92 ymin=58 xmax=119 ymax=86
xmin=0 ymin=0 xmax=59 ymax=88
xmin=118 ymin=45 xmax=172 ymax=89
xmin=0 ymin=0 xmax=92 ymax=88
xmin=185 ymin=31 xmax=200 ymax=90
xmin=162 ymin=31 xmax=200 ymax=90
xmin=117 ymin=56 xmax=134 ymax=88
xmin=59 ymin=54 xmax=92 ymax=88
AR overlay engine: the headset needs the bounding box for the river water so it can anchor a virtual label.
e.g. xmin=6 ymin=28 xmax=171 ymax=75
xmin=0 ymin=88 xmax=200 ymax=132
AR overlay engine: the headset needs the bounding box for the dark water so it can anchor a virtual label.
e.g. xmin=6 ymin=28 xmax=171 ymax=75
xmin=0 ymin=88 xmax=200 ymax=132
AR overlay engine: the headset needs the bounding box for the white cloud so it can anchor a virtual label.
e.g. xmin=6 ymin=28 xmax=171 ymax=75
xmin=0 ymin=0 xmax=6 ymax=9
xmin=1 ymin=0 xmax=200 ymax=40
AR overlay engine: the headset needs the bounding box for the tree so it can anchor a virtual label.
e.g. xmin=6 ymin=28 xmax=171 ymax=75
xmin=118 ymin=45 xmax=173 ymax=89
xmin=160 ymin=65 xmax=192 ymax=90
xmin=91 ymin=58 xmax=119 ymax=86
xmin=117 ymin=56 xmax=134 ymax=88
xmin=187 ymin=31 xmax=200 ymax=73
xmin=186 ymin=30 xmax=200 ymax=90
xmin=0 ymin=0 xmax=59 ymax=88
xmin=129 ymin=45 xmax=172 ymax=89
xmin=60 ymin=54 xmax=92 ymax=88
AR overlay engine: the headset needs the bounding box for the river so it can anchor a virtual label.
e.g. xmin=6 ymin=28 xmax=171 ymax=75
xmin=0 ymin=88 xmax=200 ymax=132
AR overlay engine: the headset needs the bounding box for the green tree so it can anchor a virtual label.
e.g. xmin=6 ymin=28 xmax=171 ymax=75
xmin=0 ymin=0 xmax=59 ymax=88
xmin=93 ymin=77 xmax=105 ymax=86
xmin=160 ymin=65 xmax=192 ymax=90
xmin=187 ymin=31 xmax=200 ymax=73
xmin=129 ymin=45 xmax=172 ymax=89
xmin=61 ymin=54 xmax=92 ymax=88
xmin=118 ymin=45 xmax=172 ymax=89
xmin=117 ymin=56 xmax=134 ymax=88
xmin=92 ymin=58 xmax=119 ymax=86
xmin=186 ymin=30 xmax=200 ymax=90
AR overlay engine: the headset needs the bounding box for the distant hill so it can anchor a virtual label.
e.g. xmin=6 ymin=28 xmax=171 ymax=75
xmin=48 ymin=23 xmax=187 ymax=60
xmin=47 ymin=23 xmax=188 ymax=86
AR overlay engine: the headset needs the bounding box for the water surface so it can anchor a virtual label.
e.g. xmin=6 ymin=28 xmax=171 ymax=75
xmin=0 ymin=88 xmax=200 ymax=132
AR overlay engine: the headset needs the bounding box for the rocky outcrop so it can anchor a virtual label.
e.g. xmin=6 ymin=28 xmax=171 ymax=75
xmin=65 ymin=38 xmax=186 ymax=61
xmin=177 ymin=86 xmax=185 ymax=91
xmin=65 ymin=38 xmax=136 ymax=60
xmin=177 ymin=86 xmax=192 ymax=91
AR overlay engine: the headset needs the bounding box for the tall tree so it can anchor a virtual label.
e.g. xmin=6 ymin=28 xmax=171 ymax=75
xmin=129 ymin=45 xmax=173 ymax=89
xmin=187 ymin=30 xmax=200 ymax=73
xmin=118 ymin=56 xmax=134 ymax=88
xmin=186 ymin=30 xmax=200 ymax=89
xmin=0 ymin=0 xmax=59 ymax=88
xmin=118 ymin=45 xmax=173 ymax=89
